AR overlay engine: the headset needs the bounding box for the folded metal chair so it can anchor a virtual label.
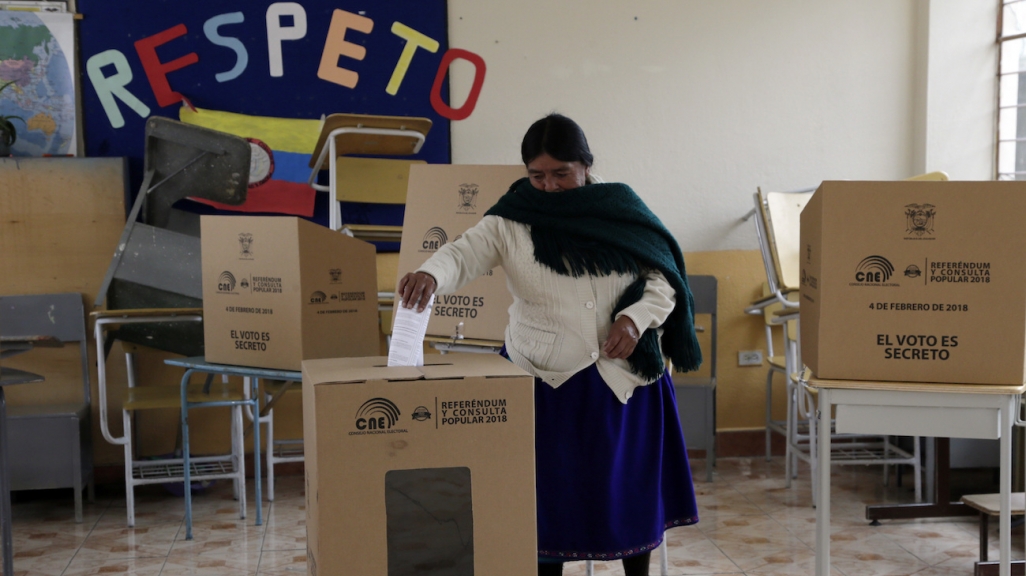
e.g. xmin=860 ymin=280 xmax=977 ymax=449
xmin=93 ymin=117 xmax=254 ymax=526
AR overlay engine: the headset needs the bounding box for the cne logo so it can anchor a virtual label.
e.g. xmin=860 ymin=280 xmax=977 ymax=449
xmin=905 ymin=204 xmax=936 ymax=237
xmin=457 ymin=183 xmax=479 ymax=212
xmin=238 ymin=233 xmax=254 ymax=259
xmin=855 ymin=256 xmax=894 ymax=283
xmin=309 ymin=291 xmax=327 ymax=304
xmin=422 ymin=226 xmax=448 ymax=251
xmin=356 ymin=398 xmax=401 ymax=430
xmin=218 ymin=271 xmax=237 ymax=292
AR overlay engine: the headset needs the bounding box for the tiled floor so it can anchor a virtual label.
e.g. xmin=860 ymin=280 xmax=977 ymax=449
xmin=4 ymin=457 xmax=1019 ymax=575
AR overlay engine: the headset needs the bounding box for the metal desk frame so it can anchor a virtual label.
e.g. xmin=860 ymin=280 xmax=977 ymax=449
xmin=0 ymin=367 xmax=43 ymax=576
xmin=164 ymin=356 xmax=300 ymax=540
xmin=810 ymin=377 xmax=1026 ymax=576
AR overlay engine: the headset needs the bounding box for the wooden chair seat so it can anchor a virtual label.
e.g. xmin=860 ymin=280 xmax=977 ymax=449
xmin=961 ymin=492 xmax=1026 ymax=566
xmin=263 ymin=380 xmax=296 ymax=396
xmin=961 ymin=492 xmax=1026 ymax=516
xmin=124 ymin=382 xmax=244 ymax=410
xmin=767 ymin=355 xmax=788 ymax=370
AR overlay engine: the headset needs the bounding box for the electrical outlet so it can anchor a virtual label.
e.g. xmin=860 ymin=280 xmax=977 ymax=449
xmin=738 ymin=350 xmax=763 ymax=367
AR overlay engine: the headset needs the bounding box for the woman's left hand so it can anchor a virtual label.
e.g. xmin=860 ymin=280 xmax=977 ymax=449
xmin=603 ymin=316 xmax=641 ymax=359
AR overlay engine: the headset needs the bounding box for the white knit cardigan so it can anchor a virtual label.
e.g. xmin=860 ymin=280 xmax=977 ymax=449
xmin=418 ymin=215 xmax=675 ymax=404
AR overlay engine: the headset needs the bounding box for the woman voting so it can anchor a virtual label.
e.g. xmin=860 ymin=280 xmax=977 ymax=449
xmin=399 ymin=114 xmax=702 ymax=576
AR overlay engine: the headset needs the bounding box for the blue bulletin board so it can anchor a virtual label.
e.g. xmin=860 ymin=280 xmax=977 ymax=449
xmin=78 ymin=0 xmax=462 ymax=214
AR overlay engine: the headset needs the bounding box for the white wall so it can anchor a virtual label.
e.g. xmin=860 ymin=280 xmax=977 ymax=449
xmin=447 ymin=0 xmax=996 ymax=252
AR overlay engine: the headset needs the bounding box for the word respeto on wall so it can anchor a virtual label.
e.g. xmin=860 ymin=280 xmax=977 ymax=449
xmin=84 ymin=1 xmax=486 ymax=130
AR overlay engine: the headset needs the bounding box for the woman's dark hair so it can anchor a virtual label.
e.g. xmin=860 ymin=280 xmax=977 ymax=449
xmin=520 ymin=113 xmax=593 ymax=167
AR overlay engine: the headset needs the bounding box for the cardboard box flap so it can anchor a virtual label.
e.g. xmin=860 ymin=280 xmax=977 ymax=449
xmin=399 ymin=165 xmax=524 ymax=341
xmin=303 ymin=353 xmax=531 ymax=385
xmin=303 ymin=356 xmax=424 ymax=385
xmin=419 ymin=353 xmax=530 ymax=380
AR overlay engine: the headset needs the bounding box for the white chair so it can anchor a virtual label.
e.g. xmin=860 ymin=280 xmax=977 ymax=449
xmin=746 ymin=187 xmax=808 ymax=461
xmin=306 ymin=113 xmax=431 ymax=240
xmin=758 ymin=285 xmax=797 ymax=461
xmin=747 ymin=187 xmax=923 ymax=507
xmin=93 ymin=309 xmax=250 ymax=526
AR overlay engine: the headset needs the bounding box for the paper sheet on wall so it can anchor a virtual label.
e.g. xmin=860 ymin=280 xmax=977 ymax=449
xmin=388 ymin=295 xmax=434 ymax=367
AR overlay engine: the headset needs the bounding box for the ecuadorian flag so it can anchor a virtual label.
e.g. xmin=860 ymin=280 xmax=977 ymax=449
xmin=179 ymin=107 xmax=321 ymax=217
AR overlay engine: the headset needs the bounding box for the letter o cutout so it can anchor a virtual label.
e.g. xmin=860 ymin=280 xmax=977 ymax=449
xmin=430 ymin=48 xmax=486 ymax=121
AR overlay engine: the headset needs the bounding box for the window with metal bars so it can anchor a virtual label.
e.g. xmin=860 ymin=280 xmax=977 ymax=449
xmin=997 ymin=0 xmax=1026 ymax=179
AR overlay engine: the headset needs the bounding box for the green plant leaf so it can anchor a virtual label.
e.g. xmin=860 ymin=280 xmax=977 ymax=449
xmin=0 ymin=80 xmax=21 ymax=146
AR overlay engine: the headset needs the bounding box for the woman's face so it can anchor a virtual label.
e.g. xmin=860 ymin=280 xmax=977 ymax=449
xmin=526 ymin=153 xmax=589 ymax=192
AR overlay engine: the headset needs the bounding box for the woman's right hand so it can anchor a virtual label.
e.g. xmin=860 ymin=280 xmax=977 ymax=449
xmin=397 ymin=271 xmax=438 ymax=312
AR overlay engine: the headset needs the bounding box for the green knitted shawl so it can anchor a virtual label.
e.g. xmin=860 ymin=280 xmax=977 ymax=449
xmin=485 ymin=177 xmax=702 ymax=379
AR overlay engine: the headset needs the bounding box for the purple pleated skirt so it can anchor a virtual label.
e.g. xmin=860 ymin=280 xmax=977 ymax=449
xmin=529 ymin=361 xmax=699 ymax=561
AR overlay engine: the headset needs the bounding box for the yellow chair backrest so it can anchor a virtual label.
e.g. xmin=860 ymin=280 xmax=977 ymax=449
xmin=335 ymin=157 xmax=424 ymax=205
xmin=759 ymin=188 xmax=814 ymax=292
xmin=904 ymin=171 xmax=949 ymax=182
xmin=377 ymin=251 xmax=400 ymax=295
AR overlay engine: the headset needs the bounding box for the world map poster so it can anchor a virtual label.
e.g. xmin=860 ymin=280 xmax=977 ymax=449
xmin=0 ymin=11 xmax=76 ymax=156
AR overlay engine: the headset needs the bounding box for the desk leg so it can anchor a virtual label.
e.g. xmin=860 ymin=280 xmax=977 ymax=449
xmin=252 ymin=378 xmax=262 ymax=527
xmin=1000 ymin=397 xmax=1013 ymax=576
xmin=0 ymin=387 xmax=12 ymax=576
xmin=181 ymin=369 xmax=194 ymax=541
xmin=866 ymin=438 xmax=973 ymax=522
xmin=816 ymin=389 xmax=831 ymax=576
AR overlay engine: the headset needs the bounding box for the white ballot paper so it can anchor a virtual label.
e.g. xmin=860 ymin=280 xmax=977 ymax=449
xmin=388 ymin=294 xmax=435 ymax=367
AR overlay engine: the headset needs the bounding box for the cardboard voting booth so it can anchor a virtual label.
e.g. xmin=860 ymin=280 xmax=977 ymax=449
xmin=201 ymin=215 xmax=379 ymax=370
xmin=800 ymin=180 xmax=1026 ymax=384
xmin=397 ymin=165 xmax=525 ymax=342
xmin=302 ymin=353 xmax=537 ymax=576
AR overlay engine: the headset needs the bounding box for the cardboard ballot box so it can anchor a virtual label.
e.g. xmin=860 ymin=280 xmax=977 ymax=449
xmin=800 ymin=180 xmax=1026 ymax=384
xmin=201 ymin=215 xmax=379 ymax=371
xmin=397 ymin=165 xmax=525 ymax=341
xmin=302 ymin=353 xmax=537 ymax=576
